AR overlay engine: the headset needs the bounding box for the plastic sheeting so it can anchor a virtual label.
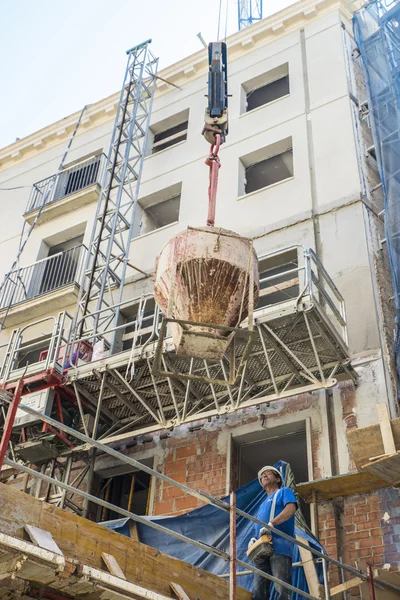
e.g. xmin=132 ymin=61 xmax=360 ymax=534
xmin=104 ymin=461 xmax=324 ymax=597
xmin=354 ymin=0 xmax=400 ymax=393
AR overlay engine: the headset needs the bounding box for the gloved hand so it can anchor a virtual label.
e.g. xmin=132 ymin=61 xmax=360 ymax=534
xmin=260 ymin=527 xmax=268 ymax=536
xmin=248 ymin=537 xmax=257 ymax=550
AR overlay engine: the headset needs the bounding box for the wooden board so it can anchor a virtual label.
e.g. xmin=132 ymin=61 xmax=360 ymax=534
xmin=362 ymin=452 xmax=400 ymax=484
xmin=102 ymin=552 xmax=126 ymax=579
xmin=296 ymin=536 xmax=321 ymax=598
xmin=377 ymin=404 xmax=396 ymax=455
xmin=0 ymin=484 xmax=250 ymax=600
xmin=297 ymin=471 xmax=389 ymax=502
xmin=171 ymin=582 xmax=191 ymax=600
xmin=347 ymin=416 xmax=400 ymax=471
xmin=359 ymin=568 xmax=400 ymax=599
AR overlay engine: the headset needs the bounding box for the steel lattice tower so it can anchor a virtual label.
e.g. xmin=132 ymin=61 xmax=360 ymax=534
xmin=71 ymin=40 xmax=158 ymax=352
xmin=238 ymin=0 xmax=263 ymax=30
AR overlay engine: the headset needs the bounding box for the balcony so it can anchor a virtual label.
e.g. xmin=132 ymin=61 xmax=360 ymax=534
xmin=0 ymin=245 xmax=86 ymax=326
xmin=24 ymin=153 xmax=106 ymax=225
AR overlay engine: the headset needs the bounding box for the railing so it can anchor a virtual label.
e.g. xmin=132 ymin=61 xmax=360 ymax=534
xmin=25 ymin=153 xmax=106 ymax=214
xmin=0 ymin=245 xmax=87 ymax=310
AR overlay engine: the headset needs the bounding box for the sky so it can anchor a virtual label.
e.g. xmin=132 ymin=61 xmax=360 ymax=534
xmin=0 ymin=0 xmax=295 ymax=150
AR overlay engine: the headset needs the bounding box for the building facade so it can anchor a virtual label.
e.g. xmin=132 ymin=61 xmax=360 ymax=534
xmin=0 ymin=0 xmax=398 ymax=593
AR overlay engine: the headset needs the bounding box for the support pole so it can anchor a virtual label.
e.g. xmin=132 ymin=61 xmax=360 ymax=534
xmin=367 ymin=564 xmax=376 ymax=600
xmin=230 ymin=490 xmax=237 ymax=600
xmin=0 ymin=375 xmax=24 ymax=469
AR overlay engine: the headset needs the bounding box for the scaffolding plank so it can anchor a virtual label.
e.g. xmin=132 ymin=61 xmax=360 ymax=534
xmin=171 ymin=582 xmax=191 ymax=600
xmin=330 ymin=577 xmax=363 ymax=596
xmin=377 ymin=404 xmax=396 ymax=455
xmin=296 ymin=536 xmax=321 ymax=598
xmin=347 ymin=416 xmax=400 ymax=470
xmin=0 ymin=483 xmax=250 ymax=600
xmin=362 ymin=452 xmax=400 ymax=484
xmin=359 ymin=568 xmax=400 ymax=600
xmin=102 ymin=552 xmax=126 ymax=579
xmin=297 ymin=471 xmax=389 ymax=502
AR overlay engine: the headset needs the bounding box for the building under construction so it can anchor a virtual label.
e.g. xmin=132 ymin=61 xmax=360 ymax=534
xmin=1 ymin=0 xmax=400 ymax=597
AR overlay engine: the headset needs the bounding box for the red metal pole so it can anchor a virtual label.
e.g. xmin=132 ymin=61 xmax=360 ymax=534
xmin=367 ymin=563 xmax=376 ymax=600
xmin=230 ymin=490 xmax=237 ymax=600
xmin=0 ymin=376 xmax=24 ymax=469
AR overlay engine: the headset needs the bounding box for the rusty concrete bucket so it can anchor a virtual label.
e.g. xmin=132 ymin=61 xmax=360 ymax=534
xmin=154 ymin=227 xmax=259 ymax=361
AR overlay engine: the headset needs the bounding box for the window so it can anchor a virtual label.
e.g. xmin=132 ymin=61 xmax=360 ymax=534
xmin=122 ymin=298 xmax=157 ymax=351
xmin=98 ymin=468 xmax=152 ymax=521
xmin=137 ymin=183 xmax=181 ymax=235
xmin=257 ymin=249 xmax=299 ymax=309
xmin=150 ymin=109 xmax=189 ymax=154
xmin=242 ymin=63 xmax=289 ymax=114
xmin=239 ymin=137 xmax=293 ymax=195
xmin=53 ymin=153 xmax=102 ymax=201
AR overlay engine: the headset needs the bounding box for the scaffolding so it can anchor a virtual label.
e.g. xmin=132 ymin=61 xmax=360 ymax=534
xmin=0 ymin=393 xmax=399 ymax=599
xmin=354 ymin=0 xmax=400 ymax=395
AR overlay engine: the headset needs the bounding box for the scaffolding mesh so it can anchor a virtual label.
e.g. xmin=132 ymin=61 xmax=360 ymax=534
xmin=354 ymin=0 xmax=400 ymax=393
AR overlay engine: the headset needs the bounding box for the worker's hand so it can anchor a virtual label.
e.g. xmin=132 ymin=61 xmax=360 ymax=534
xmin=248 ymin=537 xmax=257 ymax=549
xmin=259 ymin=527 xmax=269 ymax=537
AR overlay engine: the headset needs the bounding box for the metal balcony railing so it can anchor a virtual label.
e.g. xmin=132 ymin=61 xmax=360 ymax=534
xmin=0 ymin=245 xmax=87 ymax=310
xmin=25 ymin=153 xmax=106 ymax=214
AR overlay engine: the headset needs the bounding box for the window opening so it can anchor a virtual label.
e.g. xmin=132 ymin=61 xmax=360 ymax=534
xmin=234 ymin=427 xmax=310 ymax=526
xmin=122 ymin=298 xmax=157 ymax=351
xmin=99 ymin=470 xmax=151 ymax=521
xmin=140 ymin=195 xmax=180 ymax=235
xmin=246 ymin=75 xmax=289 ymax=112
xmin=245 ymin=149 xmax=293 ymax=193
xmin=258 ymin=249 xmax=299 ymax=309
xmin=152 ymin=121 xmax=188 ymax=154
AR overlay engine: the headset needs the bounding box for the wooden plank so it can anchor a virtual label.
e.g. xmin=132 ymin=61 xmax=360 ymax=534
xmin=359 ymin=568 xmax=400 ymax=600
xmin=82 ymin=564 xmax=175 ymax=599
xmin=25 ymin=524 xmax=63 ymax=556
xmin=297 ymin=471 xmax=389 ymax=502
xmin=0 ymin=484 xmax=250 ymax=600
xmin=362 ymin=452 xmax=400 ymax=484
xmin=170 ymin=582 xmax=191 ymax=600
xmin=102 ymin=552 xmax=126 ymax=580
xmin=296 ymin=536 xmax=321 ymax=598
xmin=128 ymin=520 xmax=139 ymax=541
xmin=330 ymin=576 xmax=363 ymax=596
xmin=347 ymin=416 xmax=400 ymax=471
xmin=0 ymin=554 xmax=27 ymax=581
xmin=377 ymin=404 xmax=396 ymax=455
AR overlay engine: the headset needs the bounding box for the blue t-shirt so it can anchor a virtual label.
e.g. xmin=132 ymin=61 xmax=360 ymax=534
xmin=254 ymin=486 xmax=297 ymax=558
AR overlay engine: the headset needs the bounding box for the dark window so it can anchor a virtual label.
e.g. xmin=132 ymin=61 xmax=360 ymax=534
xmin=258 ymin=250 xmax=299 ymax=309
xmin=152 ymin=121 xmax=188 ymax=154
xmin=140 ymin=195 xmax=180 ymax=234
xmin=246 ymin=75 xmax=289 ymax=112
xmin=99 ymin=470 xmax=151 ymax=521
xmin=245 ymin=149 xmax=293 ymax=194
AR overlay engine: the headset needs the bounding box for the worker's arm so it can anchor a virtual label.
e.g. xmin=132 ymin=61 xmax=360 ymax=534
xmin=270 ymin=502 xmax=297 ymax=527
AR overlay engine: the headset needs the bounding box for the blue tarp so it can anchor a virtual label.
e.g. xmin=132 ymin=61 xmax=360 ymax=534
xmin=104 ymin=460 xmax=325 ymax=598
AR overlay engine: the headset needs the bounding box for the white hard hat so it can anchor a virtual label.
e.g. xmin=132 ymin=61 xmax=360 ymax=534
xmin=258 ymin=466 xmax=282 ymax=485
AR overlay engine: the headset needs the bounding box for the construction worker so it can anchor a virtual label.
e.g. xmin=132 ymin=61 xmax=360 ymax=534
xmin=249 ymin=466 xmax=297 ymax=600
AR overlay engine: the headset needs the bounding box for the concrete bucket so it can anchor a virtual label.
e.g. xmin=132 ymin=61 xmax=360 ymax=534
xmin=154 ymin=227 xmax=259 ymax=360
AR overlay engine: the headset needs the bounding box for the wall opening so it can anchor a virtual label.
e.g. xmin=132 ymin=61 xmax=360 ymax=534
xmin=232 ymin=423 xmax=311 ymax=526
xmin=98 ymin=469 xmax=152 ymax=522
xmin=241 ymin=63 xmax=289 ymax=114
xmin=136 ymin=182 xmax=181 ymax=235
xmin=149 ymin=109 xmax=189 ymax=154
xmin=258 ymin=249 xmax=299 ymax=309
xmin=239 ymin=137 xmax=293 ymax=196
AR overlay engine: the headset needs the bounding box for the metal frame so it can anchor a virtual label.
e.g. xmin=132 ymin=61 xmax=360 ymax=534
xmin=70 ymin=40 xmax=158 ymax=352
xmin=1 ymin=396 xmax=399 ymax=600
xmin=0 ymin=246 xmax=357 ymax=439
xmin=238 ymin=0 xmax=263 ymax=30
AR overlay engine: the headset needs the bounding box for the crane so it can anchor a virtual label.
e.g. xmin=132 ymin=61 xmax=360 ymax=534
xmin=238 ymin=0 xmax=263 ymax=30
